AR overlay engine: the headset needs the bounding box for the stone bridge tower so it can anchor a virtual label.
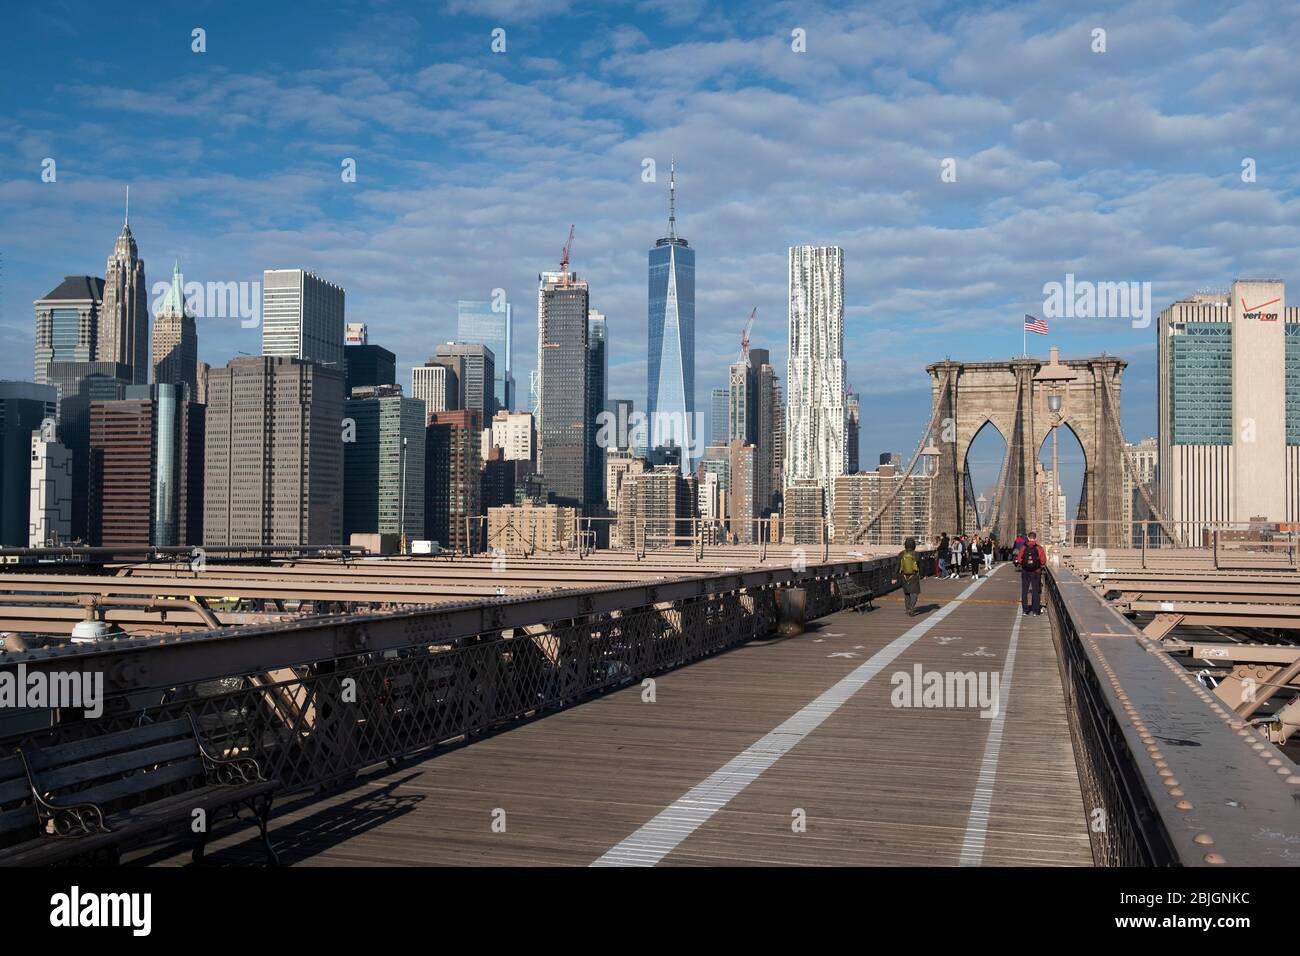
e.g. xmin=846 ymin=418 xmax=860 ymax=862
xmin=927 ymin=351 xmax=1126 ymax=548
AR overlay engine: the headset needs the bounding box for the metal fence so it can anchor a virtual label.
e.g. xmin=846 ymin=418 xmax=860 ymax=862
xmin=1 ymin=558 xmax=899 ymax=797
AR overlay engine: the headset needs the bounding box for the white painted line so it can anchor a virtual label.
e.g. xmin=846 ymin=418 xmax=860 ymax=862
xmin=957 ymin=602 xmax=1023 ymax=866
xmin=590 ymin=567 xmax=999 ymax=867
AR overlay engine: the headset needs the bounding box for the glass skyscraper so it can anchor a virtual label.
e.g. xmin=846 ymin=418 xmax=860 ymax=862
xmin=537 ymin=272 xmax=590 ymax=511
xmin=458 ymin=299 xmax=513 ymax=411
xmin=587 ymin=310 xmax=608 ymax=510
xmin=646 ymin=162 xmax=695 ymax=471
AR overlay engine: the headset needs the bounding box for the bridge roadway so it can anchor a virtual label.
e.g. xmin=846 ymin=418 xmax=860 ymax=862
xmin=145 ymin=564 xmax=1092 ymax=867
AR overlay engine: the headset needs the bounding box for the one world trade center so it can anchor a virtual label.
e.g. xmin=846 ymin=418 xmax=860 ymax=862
xmin=646 ymin=160 xmax=696 ymax=471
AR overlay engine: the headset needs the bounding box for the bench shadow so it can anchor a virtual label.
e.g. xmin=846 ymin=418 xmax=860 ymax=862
xmin=129 ymin=773 xmax=425 ymax=867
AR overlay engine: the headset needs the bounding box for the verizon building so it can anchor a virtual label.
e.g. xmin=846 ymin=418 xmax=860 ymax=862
xmin=1157 ymin=279 xmax=1300 ymax=535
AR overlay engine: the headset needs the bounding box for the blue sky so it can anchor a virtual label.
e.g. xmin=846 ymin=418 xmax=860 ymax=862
xmin=3 ymin=0 xmax=1300 ymax=512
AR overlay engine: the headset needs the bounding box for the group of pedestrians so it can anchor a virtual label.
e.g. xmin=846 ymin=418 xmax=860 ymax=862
xmin=933 ymin=532 xmax=994 ymax=581
xmin=896 ymin=529 xmax=1049 ymax=619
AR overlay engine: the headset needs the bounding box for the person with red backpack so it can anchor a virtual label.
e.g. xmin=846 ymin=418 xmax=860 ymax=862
xmin=1015 ymin=531 xmax=1048 ymax=615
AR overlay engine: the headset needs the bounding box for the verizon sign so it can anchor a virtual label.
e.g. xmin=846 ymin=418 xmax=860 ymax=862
xmin=1240 ymin=296 xmax=1280 ymax=322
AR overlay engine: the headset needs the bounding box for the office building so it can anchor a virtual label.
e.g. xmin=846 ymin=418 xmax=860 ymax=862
xmin=346 ymin=322 xmax=368 ymax=345
xmin=605 ymin=399 xmax=635 ymax=452
xmin=412 ymin=363 xmax=456 ymax=414
xmin=425 ymin=409 xmax=482 ymax=553
xmin=605 ymin=448 xmax=642 ymax=517
xmin=204 ymin=356 xmax=345 ymax=546
xmin=0 ymin=382 xmax=57 ymax=546
xmin=1157 ymin=280 xmax=1300 ymax=534
xmin=88 ymin=384 xmax=200 ymax=546
xmin=786 ymin=245 xmax=846 ymax=510
xmin=458 ymin=299 xmax=514 ymax=411
xmin=195 ymin=361 xmax=211 ymax=405
xmin=488 ymin=411 xmax=535 ymax=464
xmin=261 ymin=269 xmax=346 ymax=369
xmin=846 ymin=392 xmax=860 ymax=474
xmin=29 ymin=429 xmax=72 ymax=547
xmin=699 ymin=445 xmax=731 ymax=492
xmin=728 ymin=442 xmax=758 ymax=543
xmin=482 ymin=446 xmax=520 ymax=512
xmin=697 ymin=469 xmax=725 ymax=523
xmin=343 ymin=385 xmax=425 ymax=541
xmin=710 ymin=388 xmax=728 ymax=446
xmin=536 ymin=269 xmax=589 ymax=510
xmin=487 ymin=502 xmax=577 ymax=555
xmin=616 ymin=464 xmax=693 ymax=550
xmin=646 ymin=162 xmax=696 ymax=469
xmin=880 ymin=452 xmax=901 ymax=468
xmin=98 ymin=206 xmax=150 ymax=385
xmin=432 ymin=343 xmax=495 ymax=421
xmin=783 ymin=481 xmax=826 ymax=545
xmin=33 ymin=276 xmax=103 ymax=384
xmin=832 ymin=465 xmax=932 ymax=546
xmin=344 ymin=338 xmax=396 ymax=394
xmin=151 ymin=261 xmax=198 ymax=398
xmin=728 ymin=346 xmax=781 ymax=520
xmin=44 ymin=361 xmax=132 ymax=542
xmin=587 ymin=309 xmax=608 ymax=510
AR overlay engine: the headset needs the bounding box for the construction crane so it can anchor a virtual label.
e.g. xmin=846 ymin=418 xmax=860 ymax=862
xmin=560 ymin=224 xmax=575 ymax=276
xmin=739 ymin=308 xmax=756 ymax=366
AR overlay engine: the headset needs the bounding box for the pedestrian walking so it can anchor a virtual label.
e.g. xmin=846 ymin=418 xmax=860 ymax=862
xmin=898 ymin=537 xmax=922 ymax=616
xmin=1016 ymin=531 xmax=1048 ymax=615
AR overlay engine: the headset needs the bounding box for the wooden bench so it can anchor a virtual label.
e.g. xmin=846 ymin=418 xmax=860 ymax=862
xmin=0 ymin=713 xmax=279 ymax=866
xmin=837 ymin=575 xmax=875 ymax=613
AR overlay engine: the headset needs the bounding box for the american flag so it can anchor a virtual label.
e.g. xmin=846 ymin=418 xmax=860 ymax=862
xmin=1024 ymin=314 xmax=1049 ymax=335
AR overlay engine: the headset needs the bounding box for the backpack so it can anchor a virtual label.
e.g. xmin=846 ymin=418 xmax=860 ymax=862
xmin=900 ymin=551 xmax=918 ymax=577
xmin=1021 ymin=544 xmax=1041 ymax=572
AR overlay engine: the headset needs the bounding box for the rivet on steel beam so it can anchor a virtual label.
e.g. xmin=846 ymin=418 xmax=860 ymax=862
xmin=1175 ymin=800 xmax=1193 ymax=811
xmin=1204 ymin=852 xmax=1226 ymax=864
xmin=1193 ymin=834 xmax=1214 ymax=846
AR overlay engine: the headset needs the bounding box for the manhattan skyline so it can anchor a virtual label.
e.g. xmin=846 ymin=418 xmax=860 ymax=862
xmin=3 ymin=0 xmax=1300 ymax=487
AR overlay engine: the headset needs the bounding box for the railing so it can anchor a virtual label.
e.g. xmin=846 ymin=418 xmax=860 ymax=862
xmin=1058 ymin=519 xmax=1300 ymax=565
xmin=461 ymin=513 xmax=920 ymax=562
xmin=1043 ymin=566 xmax=1175 ymax=866
xmin=0 ymin=557 xmax=901 ymax=797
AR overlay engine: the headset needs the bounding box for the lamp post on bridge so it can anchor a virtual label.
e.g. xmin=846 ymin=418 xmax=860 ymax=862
xmin=1034 ymin=347 xmax=1076 ymax=551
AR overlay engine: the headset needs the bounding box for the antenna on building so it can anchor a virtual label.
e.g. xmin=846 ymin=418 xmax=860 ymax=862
xmin=124 ymin=185 xmax=130 ymax=225
xmin=668 ymin=157 xmax=677 ymax=240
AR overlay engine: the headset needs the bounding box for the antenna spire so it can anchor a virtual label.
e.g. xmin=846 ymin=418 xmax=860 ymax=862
xmin=125 ymin=185 xmax=129 ymax=225
xmin=667 ymin=157 xmax=677 ymax=239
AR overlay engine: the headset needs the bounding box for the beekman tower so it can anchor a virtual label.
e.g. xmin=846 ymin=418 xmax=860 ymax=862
xmin=646 ymin=160 xmax=696 ymax=471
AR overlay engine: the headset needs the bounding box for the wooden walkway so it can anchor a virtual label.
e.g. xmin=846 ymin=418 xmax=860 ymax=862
xmin=145 ymin=564 xmax=1092 ymax=867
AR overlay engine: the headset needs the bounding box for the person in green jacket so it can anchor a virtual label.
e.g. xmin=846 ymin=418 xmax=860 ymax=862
xmin=898 ymin=537 xmax=922 ymax=617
